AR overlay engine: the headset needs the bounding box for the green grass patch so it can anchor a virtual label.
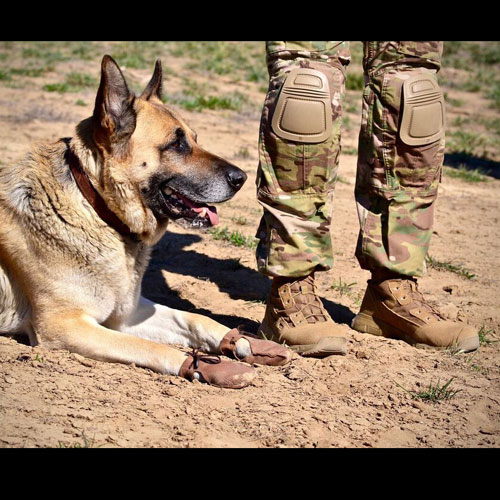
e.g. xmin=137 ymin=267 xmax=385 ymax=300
xmin=43 ymin=71 xmax=98 ymax=93
xmin=342 ymin=114 xmax=352 ymax=130
xmin=165 ymin=90 xmax=249 ymax=112
xmin=58 ymin=432 xmax=101 ymax=448
xmin=345 ymin=103 xmax=359 ymax=113
xmin=345 ymin=71 xmax=364 ymax=91
xmin=460 ymin=77 xmax=482 ymax=92
xmin=231 ymin=216 xmax=248 ymax=226
xmin=21 ymin=47 xmax=69 ymax=64
xmin=70 ymin=43 xmax=97 ymax=61
xmin=111 ymin=41 xmax=169 ymax=69
xmin=478 ymin=325 xmax=498 ymax=346
xmin=245 ymin=63 xmax=268 ymax=84
xmin=235 ymin=146 xmax=251 ymax=159
xmin=394 ymin=377 xmax=462 ymax=403
xmin=65 ymin=72 xmax=98 ymax=88
xmin=487 ymin=80 xmax=500 ymax=109
xmin=442 ymin=42 xmax=500 ymax=110
xmin=9 ymin=67 xmax=51 ymax=78
xmin=443 ymin=165 xmax=489 ymax=183
xmin=476 ymin=115 xmax=500 ymax=134
xmin=341 ymin=147 xmax=358 ymax=156
xmin=469 ymin=42 xmax=500 ymax=66
xmin=43 ymin=82 xmax=70 ymax=93
xmin=443 ymin=42 xmax=500 ymax=69
xmin=330 ymin=277 xmax=357 ymax=297
xmin=446 ymin=129 xmax=488 ymax=157
xmin=444 ymin=92 xmax=464 ymax=108
xmin=329 ymin=276 xmax=363 ymax=305
xmin=164 ymin=77 xmax=250 ymax=112
xmin=167 ymin=41 xmax=267 ymax=84
xmin=426 ymin=254 xmax=476 ymax=280
xmin=207 ymin=226 xmax=257 ymax=249
xmin=169 ymin=93 xmax=242 ymax=112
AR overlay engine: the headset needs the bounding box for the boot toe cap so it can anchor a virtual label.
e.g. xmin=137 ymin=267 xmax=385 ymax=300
xmin=417 ymin=322 xmax=479 ymax=352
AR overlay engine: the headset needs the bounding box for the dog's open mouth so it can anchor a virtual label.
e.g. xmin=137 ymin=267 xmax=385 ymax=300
xmin=161 ymin=186 xmax=219 ymax=228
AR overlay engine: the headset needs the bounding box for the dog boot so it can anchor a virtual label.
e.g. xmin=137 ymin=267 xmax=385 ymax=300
xmin=258 ymin=273 xmax=347 ymax=357
xmin=220 ymin=328 xmax=292 ymax=366
xmin=179 ymin=349 xmax=256 ymax=389
xmin=351 ymin=273 xmax=479 ymax=352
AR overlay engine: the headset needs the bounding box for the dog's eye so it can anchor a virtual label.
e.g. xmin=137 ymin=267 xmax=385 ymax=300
xmin=170 ymin=138 xmax=186 ymax=152
xmin=159 ymin=128 xmax=190 ymax=154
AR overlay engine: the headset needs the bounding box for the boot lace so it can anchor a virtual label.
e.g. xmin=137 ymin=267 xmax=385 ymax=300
xmin=277 ymin=276 xmax=330 ymax=324
xmin=394 ymin=278 xmax=445 ymax=322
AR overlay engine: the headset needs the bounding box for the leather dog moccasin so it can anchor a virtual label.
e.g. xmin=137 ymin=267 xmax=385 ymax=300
xmin=179 ymin=349 xmax=256 ymax=389
xmin=220 ymin=328 xmax=292 ymax=366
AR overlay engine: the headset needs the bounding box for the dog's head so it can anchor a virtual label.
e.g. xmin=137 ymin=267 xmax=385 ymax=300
xmin=79 ymin=55 xmax=247 ymax=244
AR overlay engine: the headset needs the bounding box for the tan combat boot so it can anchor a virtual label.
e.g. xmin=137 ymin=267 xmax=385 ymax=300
xmin=351 ymin=273 xmax=479 ymax=352
xmin=258 ymin=273 xmax=347 ymax=357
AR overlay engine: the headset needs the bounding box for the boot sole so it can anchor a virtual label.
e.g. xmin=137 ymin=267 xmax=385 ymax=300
xmin=258 ymin=321 xmax=347 ymax=358
xmin=351 ymin=312 xmax=479 ymax=353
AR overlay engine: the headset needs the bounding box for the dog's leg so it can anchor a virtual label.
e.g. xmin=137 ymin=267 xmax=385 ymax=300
xmin=36 ymin=310 xmax=257 ymax=387
xmin=37 ymin=312 xmax=189 ymax=375
xmin=121 ymin=297 xmax=252 ymax=358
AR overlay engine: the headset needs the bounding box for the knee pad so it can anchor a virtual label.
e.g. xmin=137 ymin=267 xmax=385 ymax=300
xmin=399 ymin=72 xmax=445 ymax=146
xmin=271 ymin=68 xmax=333 ymax=143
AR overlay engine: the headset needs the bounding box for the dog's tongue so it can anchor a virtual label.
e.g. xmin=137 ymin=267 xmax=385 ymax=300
xmin=179 ymin=194 xmax=219 ymax=226
xmin=193 ymin=205 xmax=219 ymax=226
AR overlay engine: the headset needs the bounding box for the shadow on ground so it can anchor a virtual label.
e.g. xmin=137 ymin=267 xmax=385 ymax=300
xmin=445 ymin=152 xmax=500 ymax=178
xmin=142 ymin=231 xmax=356 ymax=333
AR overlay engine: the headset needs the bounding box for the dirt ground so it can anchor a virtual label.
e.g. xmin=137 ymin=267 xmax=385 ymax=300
xmin=1 ymin=47 xmax=499 ymax=448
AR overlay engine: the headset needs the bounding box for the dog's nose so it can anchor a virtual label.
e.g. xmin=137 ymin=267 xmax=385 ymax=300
xmin=225 ymin=166 xmax=247 ymax=191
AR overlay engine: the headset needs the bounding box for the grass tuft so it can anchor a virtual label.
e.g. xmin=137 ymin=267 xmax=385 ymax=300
xmin=478 ymin=325 xmax=498 ymax=346
xmin=167 ymin=93 xmax=247 ymax=112
xmin=330 ymin=277 xmax=357 ymax=297
xmin=425 ymin=255 xmax=476 ymax=280
xmin=443 ymin=165 xmax=489 ymax=183
xmin=43 ymin=71 xmax=98 ymax=93
xmin=394 ymin=377 xmax=462 ymax=403
xmin=446 ymin=130 xmax=488 ymax=158
xmin=168 ymin=41 xmax=267 ymax=84
xmin=235 ymin=146 xmax=251 ymax=159
xmin=231 ymin=216 xmax=248 ymax=226
xmin=207 ymin=226 xmax=258 ymax=250
xmin=58 ymin=432 xmax=101 ymax=448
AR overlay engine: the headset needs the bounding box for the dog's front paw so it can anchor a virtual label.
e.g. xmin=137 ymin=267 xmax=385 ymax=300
xmin=179 ymin=349 xmax=256 ymax=389
xmin=220 ymin=328 xmax=292 ymax=367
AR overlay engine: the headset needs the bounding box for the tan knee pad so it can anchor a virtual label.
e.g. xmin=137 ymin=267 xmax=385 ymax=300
xmin=399 ymin=72 xmax=445 ymax=146
xmin=271 ymin=68 xmax=333 ymax=143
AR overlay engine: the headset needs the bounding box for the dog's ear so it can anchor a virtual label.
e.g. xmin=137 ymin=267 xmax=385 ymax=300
xmin=93 ymin=55 xmax=136 ymax=152
xmin=140 ymin=60 xmax=163 ymax=101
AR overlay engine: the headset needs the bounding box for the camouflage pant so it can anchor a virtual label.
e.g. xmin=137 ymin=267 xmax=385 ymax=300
xmin=255 ymin=41 xmax=444 ymax=278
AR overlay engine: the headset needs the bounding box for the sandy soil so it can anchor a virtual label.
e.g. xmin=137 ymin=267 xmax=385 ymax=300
xmin=0 ymin=51 xmax=499 ymax=448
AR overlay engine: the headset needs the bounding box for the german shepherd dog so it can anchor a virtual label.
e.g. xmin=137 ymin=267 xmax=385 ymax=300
xmin=0 ymin=55 xmax=290 ymax=389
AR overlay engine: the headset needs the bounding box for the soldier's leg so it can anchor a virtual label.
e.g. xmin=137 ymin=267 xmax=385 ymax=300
xmin=351 ymin=42 xmax=479 ymax=352
xmin=255 ymin=41 xmax=350 ymax=357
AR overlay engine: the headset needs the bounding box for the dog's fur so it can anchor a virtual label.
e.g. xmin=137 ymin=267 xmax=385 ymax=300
xmin=0 ymin=55 xmax=253 ymax=376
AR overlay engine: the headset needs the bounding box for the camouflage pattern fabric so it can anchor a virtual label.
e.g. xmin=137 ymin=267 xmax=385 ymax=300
xmin=255 ymin=42 xmax=350 ymax=277
xmin=255 ymin=41 xmax=444 ymax=278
